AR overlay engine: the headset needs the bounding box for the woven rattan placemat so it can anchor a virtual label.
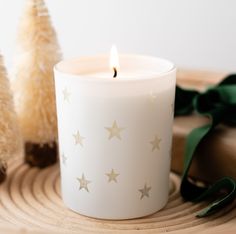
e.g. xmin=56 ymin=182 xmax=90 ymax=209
xmin=0 ymin=157 xmax=235 ymax=234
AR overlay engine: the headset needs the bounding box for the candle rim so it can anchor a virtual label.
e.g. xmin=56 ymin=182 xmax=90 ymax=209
xmin=54 ymin=54 xmax=176 ymax=83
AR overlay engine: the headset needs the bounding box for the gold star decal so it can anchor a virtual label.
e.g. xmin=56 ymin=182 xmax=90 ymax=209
xmin=61 ymin=153 xmax=67 ymax=165
xmin=150 ymin=135 xmax=161 ymax=152
xmin=105 ymin=121 xmax=124 ymax=140
xmin=73 ymin=131 xmax=85 ymax=146
xmin=77 ymin=173 xmax=91 ymax=192
xmin=139 ymin=183 xmax=151 ymax=199
xmin=106 ymin=169 xmax=119 ymax=183
xmin=62 ymin=88 xmax=70 ymax=102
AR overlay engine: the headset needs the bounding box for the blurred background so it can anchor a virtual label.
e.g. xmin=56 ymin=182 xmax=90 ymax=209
xmin=0 ymin=0 xmax=235 ymax=73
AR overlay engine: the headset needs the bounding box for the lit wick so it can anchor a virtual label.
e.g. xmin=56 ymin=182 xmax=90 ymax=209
xmin=110 ymin=45 xmax=119 ymax=79
xmin=113 ymin=67 xmax=117 ymax=78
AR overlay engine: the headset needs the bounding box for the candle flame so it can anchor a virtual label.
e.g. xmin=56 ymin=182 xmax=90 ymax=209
xmin=110 ymin=45 xmax=119 ymax=78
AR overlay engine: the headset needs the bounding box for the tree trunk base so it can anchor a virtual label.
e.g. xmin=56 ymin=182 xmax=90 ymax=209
xmin=25 ymin=142 xmax=58 ymax=168
xmin=0 ymin=161 xmax=7 ymax=184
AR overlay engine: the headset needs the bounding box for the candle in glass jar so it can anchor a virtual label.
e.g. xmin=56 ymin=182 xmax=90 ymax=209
xmin=54 ymin=48 xmax=176 ymax=219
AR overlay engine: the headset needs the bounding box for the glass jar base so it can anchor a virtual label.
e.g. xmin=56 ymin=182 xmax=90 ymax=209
xmin=63 ymin=196 xmax=168 ymax=220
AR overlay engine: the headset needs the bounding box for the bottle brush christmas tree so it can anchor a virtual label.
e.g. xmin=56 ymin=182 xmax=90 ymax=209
xmin=0 ymin=54 xmax=22 ymax=182
xmin=13 ymin=0 xmax=62 ymax=168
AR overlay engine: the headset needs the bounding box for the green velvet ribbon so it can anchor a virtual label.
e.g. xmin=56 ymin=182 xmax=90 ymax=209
xmin=175 ymin=74 xmax=236 ymax=217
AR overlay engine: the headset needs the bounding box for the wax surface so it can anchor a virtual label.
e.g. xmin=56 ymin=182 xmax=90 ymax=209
xmin=83 ymin=71 xmax=161 ymax=79
xmin=55 ymin=54 xmax=175 ymax=81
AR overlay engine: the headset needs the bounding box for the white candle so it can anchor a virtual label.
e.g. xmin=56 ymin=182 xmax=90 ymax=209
xmin=54 ymin=51 xmax=176 ymax=220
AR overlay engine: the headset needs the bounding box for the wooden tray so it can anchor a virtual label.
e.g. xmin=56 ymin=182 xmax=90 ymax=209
xmin=0 ymin=156 xmax=235 ymax=234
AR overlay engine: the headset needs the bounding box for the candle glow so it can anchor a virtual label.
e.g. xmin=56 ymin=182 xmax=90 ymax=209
xmin=109 ymin=45 xmax=119 ymax=78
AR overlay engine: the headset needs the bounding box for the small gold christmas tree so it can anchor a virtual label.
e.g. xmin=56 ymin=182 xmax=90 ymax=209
xmin=13 ymin=0 xmax=62 ymax=167
xmin=0 ymin=54 xmax=22 ymax=182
